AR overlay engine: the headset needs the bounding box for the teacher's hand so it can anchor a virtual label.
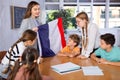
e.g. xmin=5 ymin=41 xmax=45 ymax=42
xmin=32 ymin=27 xmax=38 ymax=32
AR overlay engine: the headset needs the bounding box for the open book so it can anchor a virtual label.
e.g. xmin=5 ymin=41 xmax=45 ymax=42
xmin=51 ymin=62 xmax=81 ymax=74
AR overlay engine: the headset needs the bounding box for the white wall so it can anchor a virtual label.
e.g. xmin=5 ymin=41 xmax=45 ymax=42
xmin=100 ymin=28 xmax=120 ymax=47
xmin=0 ymin=0 xmax=45 ymax=51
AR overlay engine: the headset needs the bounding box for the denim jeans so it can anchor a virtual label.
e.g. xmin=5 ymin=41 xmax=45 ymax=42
xmin=0 ymin=64 xmax=10 ymax=79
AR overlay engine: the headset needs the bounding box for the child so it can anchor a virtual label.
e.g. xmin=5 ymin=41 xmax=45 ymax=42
xmin=7 ymin=47 xmax=52 ymax=80
xmin=76 ymin=12 xmax=100 ymax=59
xmin=91 ymin=33 xmax=120 ymax=66
xmin=57 ymin=34 xmax=80 ymax=57
xmin=0 ymin=29 xmax=37 ymax=78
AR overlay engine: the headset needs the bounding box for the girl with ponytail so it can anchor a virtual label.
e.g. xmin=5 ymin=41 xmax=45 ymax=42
xmin=76 ymin=12 xmax=100 ymax=59
xmin=0 ymin=29 xmax=37 ymax=79
xmin=7 ymin=47 xmax=52 ymax=80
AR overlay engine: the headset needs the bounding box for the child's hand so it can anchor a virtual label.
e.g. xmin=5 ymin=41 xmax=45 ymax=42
xmin=18 ymin=56 xmax=22 ymax=62
xmin=57 ymin=53 xmax=67 ymax=57
xmin=99 ymin=58 xmax=109 ymax=64
xmin=37 ymin=57 xmax=43 ymax=64
xmin=68 ymin=54 xmax=74 ymax=58
xmin=77 ymin=55 xmax=87 ymax=59
xmin=97 ymin=58 xmax=108 ymax=64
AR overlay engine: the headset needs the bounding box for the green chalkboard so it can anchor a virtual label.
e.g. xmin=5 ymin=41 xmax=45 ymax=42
xmin=11 ymin=6 xmax=26 ymax=29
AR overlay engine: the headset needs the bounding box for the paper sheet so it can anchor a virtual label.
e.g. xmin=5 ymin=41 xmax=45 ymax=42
xmin=82 ymin=66 xmax=104 ymax=76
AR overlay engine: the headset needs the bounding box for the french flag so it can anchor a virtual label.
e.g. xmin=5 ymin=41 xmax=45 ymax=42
xmin=37 ymin=18 xmax=66 ymax=57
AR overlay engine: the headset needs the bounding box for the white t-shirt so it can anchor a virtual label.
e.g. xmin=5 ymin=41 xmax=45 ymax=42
xmin=1 ymin=42 xmax=26 ymax=65
xmin=81 ymin=23 xmax=100 ymax=57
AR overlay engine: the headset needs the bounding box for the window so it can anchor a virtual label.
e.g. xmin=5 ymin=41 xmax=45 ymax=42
xmin=45 ymin=0 xmax=59 ymax=2
xmin=93 ymin=6 xmax=105 ymax=28
xmin=45 ymin=0 xmax=120 ymax=29
xmin=64 ymin=0 xmax=77 ymax=2
xmin=109 ymin=6 xmax=120 ymax=28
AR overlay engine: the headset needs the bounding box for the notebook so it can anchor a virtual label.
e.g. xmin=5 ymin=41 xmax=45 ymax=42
xmin=51 ymin=62 xmax=81 ymax=74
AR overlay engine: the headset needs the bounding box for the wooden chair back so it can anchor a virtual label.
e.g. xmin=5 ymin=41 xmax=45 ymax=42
xmin=0 ymin=51 xmax=7 ymax=63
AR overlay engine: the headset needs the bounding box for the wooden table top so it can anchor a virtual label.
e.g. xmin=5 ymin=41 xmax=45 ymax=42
xmin=39 ymin=56 xmax=120 ymax=80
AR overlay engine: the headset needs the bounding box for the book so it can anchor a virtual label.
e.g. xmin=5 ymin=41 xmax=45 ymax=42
xmin=51 ymin=62 xmax=81 ymax=74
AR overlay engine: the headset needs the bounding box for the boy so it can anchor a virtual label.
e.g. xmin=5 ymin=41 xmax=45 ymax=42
xmin=57 ymin=34 xmax=80 ymax=57
xmin=91 ymin=33 xmax=120 ymax=66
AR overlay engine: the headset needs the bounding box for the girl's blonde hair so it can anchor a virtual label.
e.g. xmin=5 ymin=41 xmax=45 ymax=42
xmin=76 ymin=12 xmax=89 ymax=22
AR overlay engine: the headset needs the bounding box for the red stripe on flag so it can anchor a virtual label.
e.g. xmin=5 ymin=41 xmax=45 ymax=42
xmin=57 ymin=18 xmax=66 ymax=48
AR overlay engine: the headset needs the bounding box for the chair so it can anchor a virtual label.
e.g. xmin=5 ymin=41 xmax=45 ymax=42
xmin=0 ymin=51 xmax=7 ymax=63
xmin=0 ymin=51 xmax=7 ymax=80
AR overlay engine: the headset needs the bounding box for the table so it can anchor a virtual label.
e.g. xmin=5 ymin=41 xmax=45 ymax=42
xmin=39 ymin=56 xmax=120 ymax=80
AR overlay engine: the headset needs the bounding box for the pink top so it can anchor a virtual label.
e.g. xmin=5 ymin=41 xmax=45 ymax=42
xmin=14 ymin=65 xmax=53 ymax=80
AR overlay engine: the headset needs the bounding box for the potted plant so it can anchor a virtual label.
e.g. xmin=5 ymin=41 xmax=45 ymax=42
xmin=47 ymin=9 xmax=72 ymax=32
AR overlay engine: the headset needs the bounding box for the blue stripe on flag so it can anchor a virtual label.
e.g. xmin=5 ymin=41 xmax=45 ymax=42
xmin=38 ymin=24 xmax=55 ymax=57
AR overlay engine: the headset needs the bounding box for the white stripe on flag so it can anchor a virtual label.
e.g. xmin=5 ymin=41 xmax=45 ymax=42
xmin=37 ymin=32 xmax=42 ymax=56
xmin=48 ymin=19 xmax=62 ymax=54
